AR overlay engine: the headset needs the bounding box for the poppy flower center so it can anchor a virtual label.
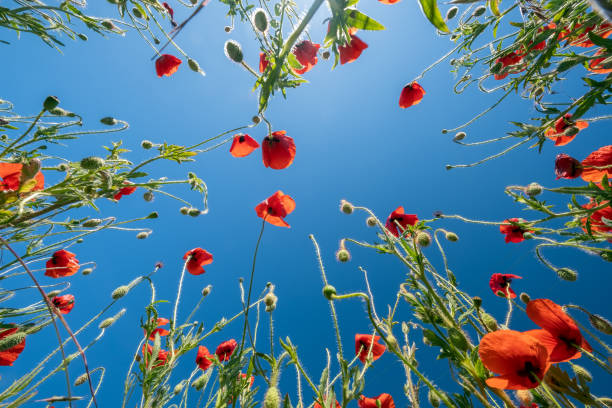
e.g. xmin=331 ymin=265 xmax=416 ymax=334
xmin=267 ymin=207 xmax=275 ymax=215
xmin=239 ymin=136 xmax=245 ymax=143
xmin=517 ymin=361 xmax=539 ymax=384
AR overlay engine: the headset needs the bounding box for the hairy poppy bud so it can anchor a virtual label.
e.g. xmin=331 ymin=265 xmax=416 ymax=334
xmin=572 ymin=364 xmax=592 ymax=382
xmin=519 ymin=293 xmax=530 ymax=304
xmin=80 ymin=156 xmax=105 ymax=170
xmin=201 ymin=284 xmax=212 ymax=297
xmin=481 ymin=312 xmax=498 ymax=331
xmin=514 ymin=390 xmax=532 ymax=407
xmin=322 ymin=284 xmax=336 ymax=300
xmin=147 ymin=212 xmax=159 ymax=219
xmin=78 ymin=33 xmax=88 ymax=41
xmin=43 ymin=96 xmax=60 ymax=111
xmin=100 ymin=117 xmax=117 ymax=126
xmin=564 ymin=126 xmax=579 ymax=137
xmin=57 ymin=163 xmax=69 ymax=171
xmin=428 ymin=389 xmax=441 ymax=408
xmin=264 ymin=292 xmax=278 ymax=310
xmin=47 ymin=290 xmax=61 ymax=298
xmin=473 ymin=5 xmax=486 ymax=16
xmin=188 ymin=58 xmax=204 ymax=74
xmin=366 ymin=216 xmax=377 ymax=227
xmin=0 ymin=331 xmax=26 ymax=352
xmin=453 ymin=131 xmax=466 ymax=142
xmin=141 ymin=140 xmax=154 ymax=149
xmin=111 ymin=285 xmax=129 ymax=300
xmin=445 ymin=6 xmax=458 ymax=20
xmin=74 ymin=373 xmax=89 ymax=386
xmin=445 ymin=232 xmax=459 ymax=242
xmin=99 ymin=308 xmax=126 ymax=329
xmin=335 ymin=248 xmax=350 ymax=262
xmin=174 ymin=382 xmax=184 ymax=394
xmin=589 ymin=313 xmax=612 ymax=335
xmin=137 ymin=231 xmax=150 ymax=239
xmin=143 ymin=191 xmax=154 ymax=202
xmin=322 ymin=51 xmax=331 ymax=60
xmin=472 ymin=296 xmax=482 ymax=309
xmin=224 ymin=26 xmax=232 ymax=33
xmin=132 ymin=7 xmax=143 ymax=18
xmin=180 ymin=206 xmax=190 ymax=215
xmin=252 ymin=9 xmax=269 ymax=32
xmin=188 ymin=208 xmax=201 ymax=217
xmin=525 ymin=182 xmax=542 ymax=196
xmin=252 ymin=115 xmax=261 ymax=124
xmin=82 ymin=268 xmax=93 ymax=276
xmin=416 ymin=232 xmax=431 ymax=247
xmin=263 ymin=386 xmax=281 ymax=408
xmin=556 ymin=267 xmax=577 ymax=281
xmin=101 ymin=19 xmax=116 ymax=30
xmin=192 ymin=373 xmax=209 ymax=390
xmin=340 ymin=199 xmax=354 ymax=214
xmin=225 ymin=40 xmax=244 ymax=63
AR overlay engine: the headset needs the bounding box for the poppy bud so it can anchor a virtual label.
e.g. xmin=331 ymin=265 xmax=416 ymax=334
xmin=224 ymin=26 xmax=232 ymax=32
xmin=519 ymin=293 xmax=530 ymax=304
xmin=74 ymin=373 xmax=89 ymax=386
xmin=83 ymin=218 xmax=102 ymax=228
xmin=180 ymin=206 xmax=190 ymax=215
xmin=101 ymin=19 xmax=116 ymax=30
xmin=322 ymin=284 xmax=337 ymax=300
xmin=472 ymin=296 xmax=482 ymax=309
xmin=445 ymin=231 xmax=459 ymax=242
xmin=263 ymin=386 xmax=281 ymax=408
xmin=202 ymin=284 xmax=213 ymax=297
xmin=137 ymin=231 xmax=150 ymax=239
xmin=572 ymin=364 xmax=592 ymax=382
xmin=473 ymin=5 xmax=486 ymax=16
xmin=47 ymin=290 xmax=61 ymax=298
xmin=80 ymin=156 xmax=105 ymax=170
xmin=416 ymin=232 xmax=431 ymax=247
xmin=100 ymin=117 xmax=117 ymax=126
xmin=514 ymin=390 xmax=532 ymax=407
xmin=445 ymin=6 xmax=458 ymax=20
xmin=43 ymin=96 xmax=60 ymax=111
xmin=188 ymin=58 xmax=204 ymax=74
xmin=524 ymin=182 xmax=542 ymax=196
xmin=99 ymin=308 xmax=126 ymax=329
xmin=335 ymin=248 xmax=350 ymax=262
xmin=225 ymin=40 xmax=244 ymax=63
xmin=82 ymin=268 xmax=93 ymax=276
xmin=78 ymin=33 xmax=88 ymax=41
xmin=147 ymin=212 xmax=159 ymax=219
xmin=132 ymin=7 xmax=143 ymax=18
xmin=322 ymin=51 xmax=331 ymax=59
xmin=143 ymin=191 xmax=154 ymax=202
xmin=522 ymin=232 xmax=534 ymax=240
xmin=188 ymin=208 xmax=201 ymax=217
xmin=0 ymin=331 xmax=26 ymax=352
xmin=252 ymin=115 xmax=261 ymax=124
xmin=111 ymin=285 xmax=129 ymax=300
xmin=340 ymin=199 xmax=354 ymax=214
xmin=141 ymin=140 xmax=154 ymax=149
xmin=428 ymin=389 xmax=441 ymax=408
xmin=174 ymin=382 xmax=185 ymax=394
xmin=556 ymin=267 xmax=577 ymax=281
xmin=366 ymin=217 xmax=377 ymax=227
xmin=588 ymin=313 xmax=612 ymax=335
xmin=564 ymin=126 xmax=580 ymax=137
xmin=264 ymin=293 xmax=278 ymax=309
xmin=192 ymin=373 xmax=209 ymax=390
xmin=481 ymin=312 xmax=498 ymax=331
xmin=49 ymin=107 xmax=74 ymax=117
xmin=252 ymin=9 xmax=269 ymax=33
xmin=453 ymin=131 xmax=466 ymax=142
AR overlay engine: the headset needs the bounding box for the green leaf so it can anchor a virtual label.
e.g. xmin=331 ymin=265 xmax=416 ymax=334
xmin=417 ymin=0 xmax=450 ymax=33
xmin=587 ymin=31 xmax=612 ymax=50
xmin=287 ymin=52 xmax=304 ymax=70
xmin=488 ymin=0 xmax=500 ymax=16
xmin=345 ymin=9 xmax=385 ymax=31
xmin=557 ymin=56 xmax=589 ymax=72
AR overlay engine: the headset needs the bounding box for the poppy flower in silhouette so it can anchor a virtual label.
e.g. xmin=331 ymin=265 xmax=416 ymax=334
xmin=479 ymin=330 xmax=550 ymax=389
xmin=399 ymin=82 xmax=425 ymax=108
xmin=114 ymin=181 xmax=137 ymax=200
xmin=216 ymin=339 xmax=238 ymax=361
xmin=545 ymin=114 xmax=588 ymax=146
xmin=524 ymin=299 xmax=592 ymax=363
xmin=499 ymin=218 xmax=532 ymax=243
xmin=581 ymin=200 xmax=612 ymax=241
xmin=259 ymin=52 xmax=269 ymax=73
xmin=357 ymin=394 xmax=395 ymax=408
xmin=52 ymin=294 xmax=75 ymax=314
xmin=489 ymin=273 xmax=522 ymax=298
xmin=183 ymin=248 xmax=213 ymax=275
xmin=555 ymin=154 xmax=582 ymax=179
xmin=339 ymin=33 xmax=368 ymax=65
xmin=45 ymin=250 xmax=80 ymax=278
xmin=230 ymin=134 xmax=260 ymax=158
xmin=385 ymin=206 xmax=418 ymax=237
xmin=581 ymin=145 xmax=612 ymax=183
xmin=493 ymin=52 xmax=524 ymax=80
xmin=262 ymin=130 xmax=296 ymax=169
xmin=355 ymin=334 xmax=386 ymax=363
xmin=142 ymin=343 xmax=169 ymax=367
xmin=0 ymin=162 xmax=44 ymax=191
xmin=0 ymin=327 xmax=26 ymax=366
xmin=196 ymin=345 xmax=214 ymax=371
xmin=292 ymin=40 xmax=320 ymax=75
xmin=147 ymin=318 xmax=170 ymax=340
xmin=569 ymin=23 xmax=612 ymax=47
xmin=255 ymin=190 xmax=296 ymax=227
xmin=587 ymin=49 xmax=612 ymax=74
xmin=155 ymin=54 xmax=182 ymax=77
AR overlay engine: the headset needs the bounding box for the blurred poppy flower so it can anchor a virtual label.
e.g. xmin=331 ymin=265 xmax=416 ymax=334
xmin=114 ymin=181 xmax=137 ymax=200
xmin=500 ymin=218 xmax=532 ymax=243
xmin=570 ymin=23 xmax=612 ymax=47
xmin=339 ymin=34 xmax=368 ymax=65
xmin=385 ymin=206 xmax=418 ymax=237
xmin=45 ymin=250 xmax=80 ymax=278
xmin=196 ymin=345 xmax=214 ymax=370
xmin=255 ymin=190 xmax=296 ymax=227
xmin=493 ymin=52 xmax=524 ymax=80
xmin=142 ymin=343 xmax=169 ymax=367
xmin=587 ymin=49 xmax=612 ymax=74
xmin=147 ymin=318 xmax=170 ymax=340
xmin=399 ymin=82 xmax=425 ymax=108
xmin=478 ymin=330 xmax=550 ymax=389
xmin=0 ymin=162 xmax=44 ymax=192
xmin=230 ymin=134 xmax=260 ymax=158
xmin=489 ymin=273 xmax=522 ymax=298
xmin=259 ymin=52 xmax=269 ymax=73
xmin=262 ymin=130 xmax=296 ymax=169
xmin=357 ymin=394 xmax=395 ymax=408
xmin=216 ymin=339 xmax=238 ymax=361
xmin=355 ymin=334 xmax=386 ymax=363
xmin=581 ymin=145 xmax=612 ymax=183
xmin=162 ymin=2 xmax=174 ymax=19
xmin=52 ymin=294 xmax=75 ymax=314
xmin=545 ymin=113 xmax=588 ymax=146
xmin=155 ymin=54 xmax=182 ymax=77
xmin=183 ymin=248 xmax=213 ymax=275
xmin=292 ymin=40 xmax=320 ymax=75
xmin=0 ymin=327 xmax=26 ymax=366
xmin=239 ymin=373 xmax=255 ymax=388
xmin=525 ymin=299 xmax=591 ymax=363
xmin=581 ymin=200 xmax=612 ymax=241
xmin=555 ymin=153 xmax=582 ymax=179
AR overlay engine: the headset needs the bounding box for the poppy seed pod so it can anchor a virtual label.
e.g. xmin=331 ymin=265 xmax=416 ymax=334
xmin=322 ymin=284 xmax=337 ymax=300
xmin=225 ymin=40 xmax=244 ymax=63
xmin=519 ymin=293 xmax=530 ymax=304
xmin=556 ymin=267 xmax=577 ymax=281
xmin=263 ymin=386 xmax=281 ymax=408
xmin=322 ymin=51 xmax=331 ymax=59
xmin=589 ymin=313 xmax=612 ymax=335
xmin=82 ymin=268 xmax=93 ymax=275
xmin=264 ymin=292 xmax=278 ymax=309
xmin=472 ymin=296 xmax=482 ymax=308
xmin=80 ymin=156 xmax=105 ymax=170
xmin=336 ymin=248 xmax=350 ymax=262
xmin=100 ymin=117 xmax=117 ymax=126
xmin=252 ymin=115 xmax=261 ymax=124
xmin=525 ymin=182 xmax=543 ymax=196
xmin=43 ymin=96 xmax=60 ymax=111
xmin=428 ymin=389 xmax=441 ymax=408
xmin=83 ymin=218 xmax=102 ymax=227
xmin=453 ymin=131 xmax=466 ymax=142
xmin=224 ymin=26 xmax=232 ymax=32
xmin=473 ymin=5 xmax=486 ymax=16
xmin=340 ymin=199 xmax=354 ymax=214
xmin=366 ymin=216 xmax=377 ymax=227
xmin=445 ymin=232 xmax=459 ymax=242
xmin=111 ymin=285 xmax=129 ymax=300
xmin=416 ymin=232 xmax=431 ymax=247
xmin=74 ymin=373 xmax=89 ymax=386
xmin=572 ymin=364 xmax=592 ymax=382
xmin=141 ymin=140 xmax=154 ymax=149
xmin=446 ymin=6 xmax=458 ymax=20
xmin=252 ymin=9 xmax=269 ymax=33
xmin=143 ymin=191 xmax=154 ymax=202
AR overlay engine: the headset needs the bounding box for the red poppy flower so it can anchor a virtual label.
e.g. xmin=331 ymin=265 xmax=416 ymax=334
xmin=581 ymin=200 xmax=612 ymax=241
xmin=357 ymin=394 xmax=395 ymax=408
xmin=555 ymin=153 xmax=582 ymax=179
xmin=162 ymin=2 xmax=174 ymax=18
xmin=524 ymin=299 xmax=592 ymax=363
xmin=155 ymin=54 xmax=182 ymax=77
xmin=142 ymin=343 xmax=169 ymax=367
xmin=339 ymin=34 xmax=368 ymax=65
xmin=489 ymin=273 xmax=522 ymax=298
xmin=0 ymin=162 xmax=44 ymax=192
xmin=545 ymin=113 xmax=588 ymax=146
xmin=239 ymin=373 xmax=255 ymax=388
xmin=478 ymin=330 xmax=550 ymax=390
xmin=570 ymin=23 xmax=612 ymax=47
xmin=314 ymin=400 xmax=341 ymax=408
xmin=147 ymin=318 xmax=170 ymax=340
xmin=355 ymin=334 xmax=386 ymax=363
xmin=45 ymin=250 xmax=80 ymax=278
xmin=255 ymin=190 xmax=296 ymax=227
xmin=262 ymin=130 xmax=296 ymax=169
xmin=398 ymin=82 xmax=425 ymax=109
xmin=378 ymin=0 xmax=401 ymax=4
xmin=259 ymin=52 xmax=269 ymax=73
xmin=292 ymin=40 xmax=320 ymax=75
xmin=215 ymin=338 xmax=238 ymax=361
xmin=587 ymin=49 xmax=612 ymax=74
xmin=196 ymin=345 xmax=214 ymax=370
xmin=183 ymin=248 xmax=213 ymax=275
xmin=0 ymin=327 xmax=26 ymax=366
xmin=500 ymin=218 xmax=533 ymax=243
xmin=114 ymin=181 xmax=137 ymax=200
xmin=581 ymin=145 xmax=612 ymax=183
xmin=385 ymin=206 xmax=418 ymax=237
xmin=230 ymin=134 xmax=260 ymax=158
xmin=493 ymin=52 xmax=525 ymax=80
xmin=52 ymin=294 xmax=75 ymax=314
xmin=529 ymin=23 xmax=556 ymax=51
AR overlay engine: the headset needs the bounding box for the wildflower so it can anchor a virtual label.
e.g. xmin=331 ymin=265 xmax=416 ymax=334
xmin=314 ymin=399 xmax=341 ymax=408
xmin=259 ymin=52 xmax=269 ymax=73
xmin=355 ymin=334 xmax=386 ymax=363
xmin=581 ymin=200 xmax=612 ymax=241
xmin=493 ymin=52 xmax=524 ymax=80
xmin=52 ymin=294 xmax=75 ymax=314
xmin=478 ymin=330 xmax=550 ymax=389
xmin=155 ymin=54 xmax=182 ymax=77
xmin=183 ymin=248 xmax=214 ymax=275
xmin=162 ymin=2 xmax=174 ymax=19
xmin=378 ymin=0 xmax=401 ymax=4
xmin=147 ymin=318 xmax=170 ymax=340
xmin=142 ymin=343 xmax=169 ymax=367
xmin=196 ymin=345 xmax=214 ymax=370
xmin=489 ymin=273 xmax=522 ymax=299
xmin=555 ymin=154 xmax=582 ymax=179
xmin=357 ymin=394 xmax=395 ymax=408
xmin=255 ymin=190 xmax=296 ymax=227
xmin=581 ymin=145 xmax=612 ymax=183
xmin=499 ymin=218 xmax=533 ymax=243
xmin=569 ymin=23 xmax=612 ymax=47
xmin=545 ymin=114 xmax=588 ymax=146
xmin=215 ymin=339 xmax=238 ymax=361
xmin=399 ymin=82 xmax=425 ymax=108
xmin=114 ymin=181 xmax=137 ymax=200
xmin=0 ymin=162 xmax=44 ymax=191
xmin=385 ymin=206 xmax=418 ymax=237
xmin=587 ymin=49 xmax=612 ymax=74
xmin=230 ymin=134 xmax=260 ymax=158
xmin=525 ymin=299 xmax=591 ymax=363
xmin=262 ymin=130 xmax=296 ymax=169
xmin=0 ymin=327 xmax=26 ymax=366
xmin=45 ymin=250 xmax=80 ymax=278
xmin=339 ymin=32 xmax=368 ymax=65
xmin=292 ymin=40 xmax=320 ymax=75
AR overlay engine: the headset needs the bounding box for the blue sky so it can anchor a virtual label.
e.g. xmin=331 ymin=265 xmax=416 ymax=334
xmin=1 ymin=0 xmax=611 ymax=405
